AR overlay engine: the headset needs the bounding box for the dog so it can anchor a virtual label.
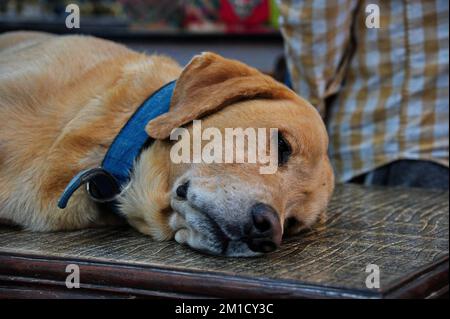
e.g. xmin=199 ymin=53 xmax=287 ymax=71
xmin=0 ymin=31 xmax=334 ymax=257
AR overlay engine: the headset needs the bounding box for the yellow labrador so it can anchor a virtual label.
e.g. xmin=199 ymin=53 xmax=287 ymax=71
xmin=0 ymin=31 xmax=334 ymax=256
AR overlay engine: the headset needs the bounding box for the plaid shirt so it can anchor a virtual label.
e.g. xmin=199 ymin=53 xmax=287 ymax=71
xmin=278 ymin=0 xmax=449 ymax=182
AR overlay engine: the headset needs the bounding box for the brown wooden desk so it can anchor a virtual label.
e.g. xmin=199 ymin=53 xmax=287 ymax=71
xmin=0 ymin=184 xmax=448 ymax=299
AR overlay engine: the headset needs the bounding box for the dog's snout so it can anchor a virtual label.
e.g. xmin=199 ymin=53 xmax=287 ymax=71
xmin=172 ymin=181 xmax=284 ymax=255
xmin=247 ymin=203 xmax=282 ymax=253
xmin=176 ymin=181 xmax=189 ymax=199
xmin=251 ymin=203 xmax=279 ymax=233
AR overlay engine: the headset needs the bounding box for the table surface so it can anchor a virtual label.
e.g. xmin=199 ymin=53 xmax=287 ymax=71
xmin=0 ymin=184 xmax=448 ymax=298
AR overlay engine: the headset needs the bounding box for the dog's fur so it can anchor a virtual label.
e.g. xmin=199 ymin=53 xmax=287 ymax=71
xmin=0 ymin=31 xmax=334 ymax=256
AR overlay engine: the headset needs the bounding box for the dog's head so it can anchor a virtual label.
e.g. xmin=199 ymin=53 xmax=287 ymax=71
xmin=122 ymin=53 xmax=334 ymax=257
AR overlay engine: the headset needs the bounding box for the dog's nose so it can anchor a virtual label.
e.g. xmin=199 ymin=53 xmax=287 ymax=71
xmin=247 ymin=203 xmax=282 ymax=253
xmin=176 ymin=181 xmax=189 ymax=199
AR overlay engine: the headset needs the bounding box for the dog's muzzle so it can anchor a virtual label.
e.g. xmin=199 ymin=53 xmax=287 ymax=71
xmin=171 ymin=180 xmax=282 ymax=256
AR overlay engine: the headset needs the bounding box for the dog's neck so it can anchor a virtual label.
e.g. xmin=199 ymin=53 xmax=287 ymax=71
xmin=57 ymin=75 xmax=177 ymax=214
xmin=117 ymin=140 xmax=174 ymax=240
xmin=58 ymin=81 xmax=175 ymax=213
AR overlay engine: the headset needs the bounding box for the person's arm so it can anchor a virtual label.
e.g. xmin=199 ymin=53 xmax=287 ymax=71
xmin=277 ymin=0 xmax=359 ymax=116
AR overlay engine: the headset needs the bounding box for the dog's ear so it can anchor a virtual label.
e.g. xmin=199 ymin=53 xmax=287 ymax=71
xmin=146 ymin=52 xmax=297 ymax=139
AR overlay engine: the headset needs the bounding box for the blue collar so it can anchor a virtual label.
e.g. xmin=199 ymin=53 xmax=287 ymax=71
xmin=58 ymin=80 xmax=176 ymax=213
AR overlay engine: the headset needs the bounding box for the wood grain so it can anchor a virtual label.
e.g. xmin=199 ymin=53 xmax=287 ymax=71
xmin=0 ymin=184 xmax=448 ymax=298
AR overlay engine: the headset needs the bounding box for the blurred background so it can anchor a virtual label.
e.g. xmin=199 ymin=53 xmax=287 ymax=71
xmin=0 ymin=0 xmax=285 ymax=73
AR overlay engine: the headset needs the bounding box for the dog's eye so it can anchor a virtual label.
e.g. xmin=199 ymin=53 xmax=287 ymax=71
xmin=278 ymin=132 xmax=292 ymax=166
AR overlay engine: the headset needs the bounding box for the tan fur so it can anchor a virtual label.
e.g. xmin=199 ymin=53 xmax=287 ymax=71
xmin=146 ymin=52 xmax=301 ymax=139
xmin=118 ymin=141 xmax=173 ymax=240
xmin=0 ymin=32 xmax=334 ymax=255
xmin=0 ymin=31 xmax=181 ymax=230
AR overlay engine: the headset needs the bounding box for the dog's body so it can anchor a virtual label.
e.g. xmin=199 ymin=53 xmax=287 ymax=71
xmin=0 ymin=31 xmax=334 ymax=256
xmin=0 ymin=31 xmax=181 ymax=234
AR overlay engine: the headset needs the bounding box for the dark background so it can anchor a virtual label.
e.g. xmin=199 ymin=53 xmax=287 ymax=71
xmin=0 ymin=0 xmax=285 ymax=72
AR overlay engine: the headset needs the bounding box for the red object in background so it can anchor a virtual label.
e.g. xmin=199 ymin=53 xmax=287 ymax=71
xmin=220 ymin=0 xmax=269 ymax=30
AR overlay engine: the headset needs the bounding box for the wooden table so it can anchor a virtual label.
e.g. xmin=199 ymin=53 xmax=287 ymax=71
xmin=0 ymin=184 xmax=448 ymax=299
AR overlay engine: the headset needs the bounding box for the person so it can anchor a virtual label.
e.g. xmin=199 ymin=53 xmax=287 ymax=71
xmin=277 ymin=0 xmax=449 ymax=189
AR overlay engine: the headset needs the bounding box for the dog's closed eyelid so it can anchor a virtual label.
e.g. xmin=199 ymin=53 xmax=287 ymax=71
xmin=277 ymin=132 xmax=292 ymax=166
